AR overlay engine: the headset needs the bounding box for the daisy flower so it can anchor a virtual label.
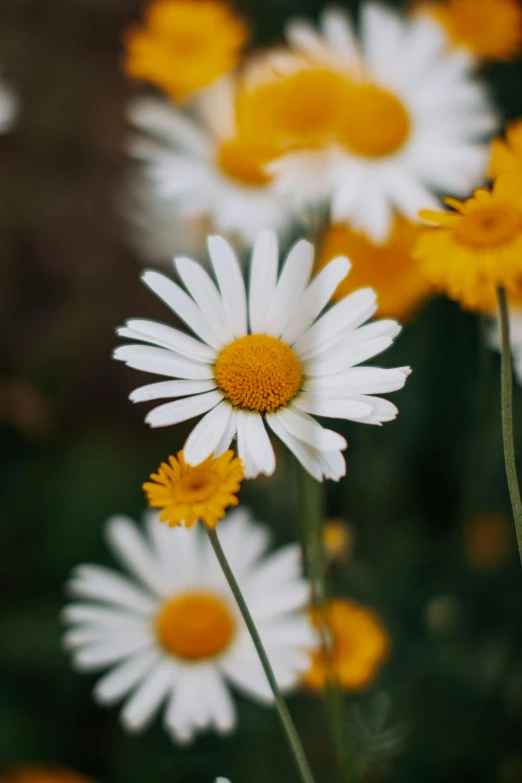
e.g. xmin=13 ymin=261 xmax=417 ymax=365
xmin=418 ymin=0 xmax=522 ymax=62
xmin=114 ymin=231 xmax=411 ymax=481
xmin=317 ymin=217 xmax=432 ymax=320
xmin=240 ymin=2 xmax=497 ymax=242
xmin=303 ymin=598 xmax=390 ymax=691
xmin=143 ymin=450 xmax=244 ymax=529
xmin=123 ymin=0 xmax=248 ymax=102
xmin=414 ymin=175 xmax=522 ymax=312
xmin=489 ymin=119 xmax=522 ymax=181
xmin=62 ymin=509 xmax=316 ymax=743
xmin=127 ymin=78 xmax=301 ymax=246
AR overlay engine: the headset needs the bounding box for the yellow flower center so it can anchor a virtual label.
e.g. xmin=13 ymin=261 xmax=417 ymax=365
xmin=236 ymin=68 xmax=354 ymax=150
xmin=339 ymin=84 xmax=410 ymax=158
xmin=455 ymin=205 xmax=522 ymax=248
xmin=428 ymin=0 xmax=522 ymax=60
xmin=215 ymin=334 xmax=303 ymax=412
xmin=216 ymin=137 xmax=274 ymax=186
xmin=156 ymin=591 xmax=235 ymax=660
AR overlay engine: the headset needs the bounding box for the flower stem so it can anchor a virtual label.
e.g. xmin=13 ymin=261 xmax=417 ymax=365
xmin=205 ymin=526 xmax=316 ymax=783
xmin=497 ymin=287 xmax=522 ymax=565
xmin=297 ymin=467 xmax=354 ymax=782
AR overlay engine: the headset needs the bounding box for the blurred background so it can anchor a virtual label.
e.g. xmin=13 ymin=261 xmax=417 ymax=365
xmin=2 ymin=0 xmax=522 ymax=781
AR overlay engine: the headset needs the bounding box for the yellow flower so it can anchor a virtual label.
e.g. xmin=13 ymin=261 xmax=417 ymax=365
xmin=317 ymin=217 xmax=432 ymax=320
xmin=421 ymin=0 xmax=522 ymax=61
xmin=323 ymin=519 xmax=354 ymax=562
xmin=414 ymin=176 xmax=522 ymax=312
xmin=0 ymin=768 xmax=96 ymax=783
xmin=123 ymin=0 xmax=247 ymax=102
xmin=489 ymin=120 xmax=522 ymax=181
xmin=465 ymin=512 xmax=515 ymax=570
xmin=143 ymin=449 xmax=244 ymax=529
xmin=303 ymin=599 xmax=390 ymax=691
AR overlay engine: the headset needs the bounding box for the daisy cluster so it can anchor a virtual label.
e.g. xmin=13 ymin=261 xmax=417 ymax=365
xmin=59 ymin=0 xmax=522 ymax=779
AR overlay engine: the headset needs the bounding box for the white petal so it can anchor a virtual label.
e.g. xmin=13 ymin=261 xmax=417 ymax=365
xmin=307 ymin=366 xmax=411 ymax=395
xmin=266 ymin=239 xmax=314 ymax=338
xmin=249 ymin=231 xmax=279 ymax=334
xmin=183 ymin=401 xmax=233 ymax=465
xmin=128 ymin=97 xmax=209 ymax=155
xmin=71 ymin=635 xmax=152 ymax=671
xmin=266 ymin=414 xmax=324 ymax=482
xmin=244 ymin=412 xmax=276 ymax=476
xmin=145 ymin=389 xmax=223 ymax=428
xmin=276 ymin=406 xmax=347 ymax=451
xmin=129 ymin=379 xmax=217 ymax=403
xmin=67 ymin=565 xmax=157 ymax=613
xmin=118 ymin=319 xmax=217 ymax=362
xmin=93 ymin=648 xmax=161 ymax=706
xmin=220 ymin=653 xmax=274 ymax=703
xmin=306 ymin=335 xmax=398 ymax=376
xmin=294 ymin=393 xmax=374 ymax=421
xmin=293 ymin=288 xmax=377 ymax=360
xmin=175 ymin=256 xmax=233 ymax=345
xmin=121 ymin=658 xmax=177 ymax=732
xmin=214 ymin=408 xmax=239 ymax=457
xmin=114 ymin=345 xmax=214 ymax=380
xmin=141 ymin=270 xmax=224 ymax=350
xmin=208 ymin=235 xmax=248 ymax=338
xmin=105 ymin=516 xmax=169 ymax=597
xmin=281 ymin=256 xmax=350 ymax=345
xmin=236 ymin=412 xmax=261 ymax=479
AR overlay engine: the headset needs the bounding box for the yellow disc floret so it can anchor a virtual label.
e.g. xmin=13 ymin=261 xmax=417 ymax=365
xmin=216 ymin=136 xmax=275 ymax=186
xmin=414 ymin=176 xmax=522 ymax=311
xmin=303 ymin=599 xmax=390 ymax=691
xmin=215 ymin=334 xmax=303 ymax=412
xmin=317 ymin=217 xmax=431 ymax=320
xmin=339 ymin=84 xmax=411 ymax=158
xmin=143 ymin=450 xmax=244 ymax=529
xmin=123 ymin=0 xmax=248 ymax=102
xmin=156 ymin=591 xmax=235 ymax=659
xmin=424 ymin=0 xmax=522 ymax=61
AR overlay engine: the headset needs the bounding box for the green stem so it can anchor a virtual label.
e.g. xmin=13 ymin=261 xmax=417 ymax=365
xmin=497 ymin=287 xmax=522 ymax=565
xmin=205 ymin=526 xmax=316 ymax=783
xmin=297 ymin=467 xmax=354 ymax=782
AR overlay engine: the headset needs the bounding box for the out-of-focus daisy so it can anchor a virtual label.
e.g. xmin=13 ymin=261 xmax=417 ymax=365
xmin=128 ymin=79 xmax=301 ymax=246
xmin=240 ymin=3 xmax=496 ymax=241
xmin=123 ymin=0 xmax=248 ymax=102
xmin=317 ymin=217 xmax=432 ymax=320
xmin=143 ymin=450 xmax=244 ymax=528
xmin=62 ymin=509 xmax=316 ymax=743
xmin=414 ymin=176 xmax=522 ymax=311
xmin=114 ymin=231 xmax=410 ymax=481
xmin=489 ymin=307 xmax=522 ymax=384
xmin=419 ymin=0 xmax=522 ymax=62
xmin=303 ymin=599 xmax=389 ymax=690
xmin=489 ymin=119 xmax=522 ymax=182
xmin=0 ymin=767 xmax=96 ymax=783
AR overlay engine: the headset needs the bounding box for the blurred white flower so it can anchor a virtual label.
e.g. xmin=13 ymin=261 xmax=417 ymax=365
xmin=245 ymin=2 xmax=497 ymax=242
xmin=126 ymin=77 xmax=302 ymax=252
xmin=114 ymin=231 xmax=410 ymax=481
xmin=63 ymin=508 xmax=315 ymax=744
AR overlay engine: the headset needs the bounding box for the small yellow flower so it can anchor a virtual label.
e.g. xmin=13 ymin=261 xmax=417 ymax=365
xmin=0 ymin=768 xmax=96 ymax=783
xmin=123 ymin=0 xmax=248 ymax=102
xmin=421 ymin=0 xmax=522 ymax=61
xmin=465 ymin=512 xmax=514 ymax=570
xmin=489 ymin=120 xmax=522 ymax=182
xmin=143 ymin=450 xmax=244 ymax=529
xmin=303 ymin=599 xmax=390 ymax=691
xmin=323 ymin=519 xmax=354 ymax=562
xmin=414 ymin=176 xmax=522 ymax=312
xmin=317 ymin=217 xmax=432 ymax=320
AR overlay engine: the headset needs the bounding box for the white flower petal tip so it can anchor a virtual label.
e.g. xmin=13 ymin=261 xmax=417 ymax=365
xmin=62 ymin=510 xmax=314 ymax=743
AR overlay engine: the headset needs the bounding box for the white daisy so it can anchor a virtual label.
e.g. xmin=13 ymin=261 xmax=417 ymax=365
xmin=127 ymin=77 xmax=301 ymax=249
xmin=113 ymin=230 xmax=411 ymax=481
xmin=62 ymin=508 xmax=316 ymax=744
xmin=253 ymin=2 xmax=497 ymax=242
xmin=489 ymin=309 xmax=522 ymax=385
